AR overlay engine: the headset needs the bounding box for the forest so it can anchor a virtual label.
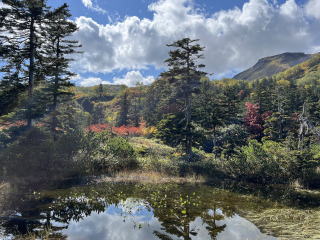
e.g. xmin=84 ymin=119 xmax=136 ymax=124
xmin=0 ymin=0 xmax=320 ymax=189
xmin=1 ymin=1 xmax=320 ymax=240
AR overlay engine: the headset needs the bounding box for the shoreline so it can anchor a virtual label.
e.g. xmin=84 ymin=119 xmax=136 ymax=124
xmin=96 ymin=171 xmax=206 ymax=184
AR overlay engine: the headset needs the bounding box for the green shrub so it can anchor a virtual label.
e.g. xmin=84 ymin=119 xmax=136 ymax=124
xmin=178 ymin=159 xmax=221 ymax=178
xmin=222 ymin=140 xmax=316 ymax=184
xmin=138 ymin=156 xmax=180 ymax=175
xmin=81 ymin=132 xmax=138 ymax=174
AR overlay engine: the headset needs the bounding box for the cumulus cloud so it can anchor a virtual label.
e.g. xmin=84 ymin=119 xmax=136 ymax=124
xmin=113 ymin=71 xmax=155 ymax=87
xmin=305 ymin=0 xmax=320 ymax=20
xmin=280 ymin=0 xmax=300 ymax=17
xmin=73 ymin=0 xmax=320 ymax=77
xmin=81 ymin=0 xmax=106 ymax=14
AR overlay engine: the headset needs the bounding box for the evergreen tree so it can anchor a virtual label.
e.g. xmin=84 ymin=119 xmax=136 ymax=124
xmin=128 ymin=87 xmax=144 ymax=127
xmin=143 ymin=77 xmax=173 ymax=126
xmin=161 ymin=38 xmax=206 ymax=157
xmin=117 ymin=90 xmax=129 ymax=126
xmin=96 ymin=83 xmax=104 ymax=99
xmin=0 ymin=0 xmax=50 ymax=127
xmin=42 ymin=3 xmax=80 ymax=139
xmin=92 ymin=103 xmax=106 ymax=124
xmin=193 ymin=79 xmax=226 ymax=154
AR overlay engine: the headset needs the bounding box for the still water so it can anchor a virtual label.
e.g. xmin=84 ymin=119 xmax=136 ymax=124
xmin=0 ymin=182 xmax=319 ymax=240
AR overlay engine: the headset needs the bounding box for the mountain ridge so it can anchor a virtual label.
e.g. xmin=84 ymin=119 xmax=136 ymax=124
xmin=234 ymin=52 xmax=314 ymax=81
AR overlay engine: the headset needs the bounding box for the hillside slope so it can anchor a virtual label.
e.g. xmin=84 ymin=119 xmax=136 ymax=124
xmin=234 ymin=52 xmax=313 ymax=81
xmin=273 ymin=53 xmax=320 ymax=85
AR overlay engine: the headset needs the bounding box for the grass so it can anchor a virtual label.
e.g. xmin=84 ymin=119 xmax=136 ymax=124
xmin=99 ymin=170 xmax=205 ymax=184
xmin=244 ymin=207 xmax=320 ymax=240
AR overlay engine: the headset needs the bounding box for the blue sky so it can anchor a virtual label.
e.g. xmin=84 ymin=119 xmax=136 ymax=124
xmin=5 ymin=0 xmax=320 ymax=86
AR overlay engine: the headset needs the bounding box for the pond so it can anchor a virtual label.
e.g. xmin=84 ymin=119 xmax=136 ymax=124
xmin=0 ymin=181 xmax=319 ymax=240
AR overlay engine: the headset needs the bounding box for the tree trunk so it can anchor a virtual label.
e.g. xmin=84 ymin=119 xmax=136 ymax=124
xmin=51 ymin=38 xmax=60 ymax=141
xmin=185 ymin=94 xmax=193 ymax=157
xmin=27 ymin=17 xmax=35 ymax=128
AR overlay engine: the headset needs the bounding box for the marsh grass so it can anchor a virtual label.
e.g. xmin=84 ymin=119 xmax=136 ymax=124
xmin=244 ymin=207 xmax=320 ymax=240
xmin=99 ymin=170 xmax=205 ymax=184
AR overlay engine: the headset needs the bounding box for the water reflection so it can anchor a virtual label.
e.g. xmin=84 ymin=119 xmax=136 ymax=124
xmin=0 ymin=183 xmax=278 ymax=239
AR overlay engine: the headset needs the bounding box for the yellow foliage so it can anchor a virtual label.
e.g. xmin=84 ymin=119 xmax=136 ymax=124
xmin=142 ymin=126 xmax=158 ymax=137
xmin=276 ymin=79 xmax=290 ymax=87
xmin=173 ymin=152 xmax=182 ymax=157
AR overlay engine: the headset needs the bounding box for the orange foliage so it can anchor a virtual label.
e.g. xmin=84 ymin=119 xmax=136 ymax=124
xmin=112 ymin=125 xmax=142 ymax=136
xmin=86 ymin=124 xmax=110 ymax=133
xmin=86 ymin=122 xmax=151 ymax=137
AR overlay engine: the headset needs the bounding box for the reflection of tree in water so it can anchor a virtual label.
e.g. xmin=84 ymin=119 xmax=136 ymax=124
xmin=1 ymin=195 xmax=67 ymax=239
xmin=1 ymin=183 xmax=238 ymax=239
xmin=149 ymin=190 xmax=227 ymax=240
xmin=202 ymin=207 xmax=226 ymax=239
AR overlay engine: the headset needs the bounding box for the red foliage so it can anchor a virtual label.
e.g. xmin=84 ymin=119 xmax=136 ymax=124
xmin=244 ymin=102 xmax=264 ymax=137
xmin=112 ymin=125 xmax=142 ymax=136
xmin=86 ymin=123 xmax=145 ymax=137
xmin=86 ymin=124 xmax=110 ymax=133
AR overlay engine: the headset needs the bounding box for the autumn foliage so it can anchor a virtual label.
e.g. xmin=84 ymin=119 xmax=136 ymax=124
xmin=86 ymin=122 xmax=156 ymax=137
xmin=244 ymin=102 xmax=264 ymax=138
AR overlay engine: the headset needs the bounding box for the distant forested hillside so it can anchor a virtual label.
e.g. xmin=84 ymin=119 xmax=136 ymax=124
xmin=234 ymin=52 xmax=313 ymax=81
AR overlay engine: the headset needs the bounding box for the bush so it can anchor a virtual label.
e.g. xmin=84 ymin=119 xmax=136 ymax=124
xmin=80 ymin=131 xmax=138 ymax=174
xmin=0 ymin=128 xmax=81 ymax=183
xmin=222 ymin=140 xmax=319 ymax=184
xmin=130 ymin=137 xmax=179 ymax=175
xmin=0 ymin=128 xmax=139 ymax=181
xmin=178 ymin=159 xmax=221 ymax=178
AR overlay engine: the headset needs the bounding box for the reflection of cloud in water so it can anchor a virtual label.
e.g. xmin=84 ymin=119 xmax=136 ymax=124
xmin=217 ymin=215 xmax=277 ymax=240
xmin=63 ymin=203 xmax=276 ymax=240
xmin=63 ymin=211 xmax=164 ymax=240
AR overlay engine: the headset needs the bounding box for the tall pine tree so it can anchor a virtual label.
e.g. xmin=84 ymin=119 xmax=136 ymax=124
xmin=42 ymin=3 xmax=80 ymax=139
xmin=161 ymin=38 xmax=206 ymax=157
xmin=0 ymin=0 xmax=50 ymax=126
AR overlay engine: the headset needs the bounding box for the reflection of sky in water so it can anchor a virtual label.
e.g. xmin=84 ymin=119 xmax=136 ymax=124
xmin=107 ymin=198 xmax=154 ymax=222
xmin=62 ymin=198 xmax=277 ymax=240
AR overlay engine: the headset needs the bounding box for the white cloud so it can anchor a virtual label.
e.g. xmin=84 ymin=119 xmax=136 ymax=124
xmin=78 ymin=77 xmax=108 ymax=87
xmin=81 ymin=0 xmax=106 ymax=14
xmin=305 ymin=0 xmax=320 ymax=20
xmin=82 ymin=0 xmax=93 ymax=8
xmin=113 ymin=71 xmax=155 ymax=87
xmin=73 ymin=0 xmax=320 ymax=77
xmin=280 ymin=0 xmax=300 ymax=17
